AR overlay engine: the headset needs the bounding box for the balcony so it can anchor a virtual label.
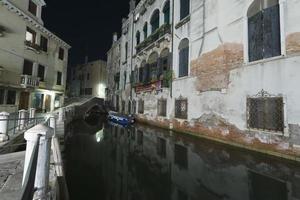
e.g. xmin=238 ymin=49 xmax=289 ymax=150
xmin=136 ymin=24 xmax=171 ymax=54
xmin=132 ymin=70 xmax=172 ymax=94
xmin=24 ymin=41 xmax=41 ymax=53
xmin=20 ymin=75 xmax=39 ymax=88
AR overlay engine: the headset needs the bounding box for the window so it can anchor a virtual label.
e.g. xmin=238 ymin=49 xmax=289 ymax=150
xmin=175 ymin=98 xmax=188 ymax=119
xmin=248 ymin=0 xmax=281 ymax=62
xmin=122 ymin=100 xmax=125 ymax=113
xmin=150 ymin=10 xmax=160 ymax=33
xmin=180 ymin=0 xmax=190 ymax=20
xmin=249 ymin=170 xmax=288 ymax=200
xmin=178 ymin=39 xmax=189 ymax=77
xmin=136 ymin=31 xmax=141 ymax=45
xmin=23 ymin=60 xmax=33 ymax=75
xmin=158 ymin=99 xmax=167 ymax=117
xmin=157 ymin=137 xmax=166 ymax=158
xmin=38 ymin=65 xmax=45 ymax=81
xmin=163 ymin=1 xmax=170 ymax=24
xmin=148 ymin=52 xmax=159 ymax=81
xmin=139 ymin=61 xmax=146 ymax=83
xmin=123 ymin=71 xmax=127 ymax=89
xmin=28 ymin=0 xmax=37 ymax=16
xmin=143 ymin=23 xmax=148 ymax=39
xmin=125 ymin=42 xmax=128 ymax=60
xmin=58 ymin=48 xmax=64 ymax=60
xmin=174 ymin=144 xmax=188 ymax=169
xmin=138 ymin=99 xmax=144 ymax=114
xmin=40 ymin=36 xmax=48 ymax=52
xmin=56 ymin=71 xmax=62 ymax=85
xmin=6 ymin=90 xmax=16 ymax=105
xmin=0 ymin=89 xmax=4 ymax=104
xmin=26 ymin=27 xmax=36 ymax=44
xmin=160 ymin=48 xmax=171 ymax=87
xmin=247 ymin=96 xmax=284 ymax=132
xmin=87 ymin=73 xmax=90 ymax=80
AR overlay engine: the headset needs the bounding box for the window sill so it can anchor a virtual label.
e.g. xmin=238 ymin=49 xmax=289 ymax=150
xmin=175 ymin=15 xmax=191 ymax=29
xmin=245 ymin=55 xmax=285 ymax=67
xmin=248 ymin=128 xmax=286 ymax=137
xmin=173 ymin=75 xmax=192 ymax=82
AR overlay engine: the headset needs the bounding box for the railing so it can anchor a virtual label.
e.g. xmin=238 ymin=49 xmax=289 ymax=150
xmin=20 ymin=75 xmax=40 ymax=88
xmin=0 ymin=109 xmax=45 ymax=143
xmin=136 ymin=24 xmax=171 ymax=53
xmin=20 ymin=116 xmax=69 ymax=200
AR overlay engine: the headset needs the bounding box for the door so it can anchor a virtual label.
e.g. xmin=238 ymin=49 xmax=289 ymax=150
xmin=19 ymin=92 xmax=30 ymax=110
xmin=45 ymin=95 xmax=51 ymax=112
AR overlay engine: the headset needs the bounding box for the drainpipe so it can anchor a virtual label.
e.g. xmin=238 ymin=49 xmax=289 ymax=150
xmin=170 ymin=0 xmax=175 ymax=98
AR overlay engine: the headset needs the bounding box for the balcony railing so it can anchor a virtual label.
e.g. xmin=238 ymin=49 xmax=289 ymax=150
xmin=20 ymin=75 xmax=39 ymax=88
xmin=136 ymin=24 xmax=171 ymax=53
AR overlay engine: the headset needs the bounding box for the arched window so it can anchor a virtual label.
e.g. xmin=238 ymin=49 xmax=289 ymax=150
xmin=148 ymin=52 xmax=159 ymax=81
xmin=247 ymin=0 xmax=281 ymax=62
xmin=178 ymin=39 xmax=189 ymax=77
xmin=139 ymin=61 xmax=146 ymax=83
xmin=180 ymin=0 xmax=190 ymax=20
xmin=150 ymin=10 xmax=160 ymax=33
xmin=136 ymin=31 xmax=141 ymax=45
xmin=163 ymin=1 xmax=170 ymax=24
xmin=143 ymin=22 xmax=148 ymax=39
xmin=160 ymin=48 xmax=171 ymax=87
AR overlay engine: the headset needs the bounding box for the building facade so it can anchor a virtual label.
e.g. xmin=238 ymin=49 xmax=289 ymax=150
xmin=0 ymin=0 xmax=71 ymax=113
xmin=106 ymin=33 xmax=121 ymax=110
xmin=108 ymin=0 xmax=300 ymax=153
xmin=69 ymin=59 xmax=107 ymax=99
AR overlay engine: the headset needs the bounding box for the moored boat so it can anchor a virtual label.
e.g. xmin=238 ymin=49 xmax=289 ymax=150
xmin=108 ymin=111 xmax=135 ymax=126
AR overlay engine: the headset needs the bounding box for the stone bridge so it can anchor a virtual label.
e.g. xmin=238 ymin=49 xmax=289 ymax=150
xmin=72 ymin=97 xmax=107 ymax=120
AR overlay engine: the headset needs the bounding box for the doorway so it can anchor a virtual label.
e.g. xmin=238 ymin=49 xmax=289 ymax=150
xmin=45 ymin=95 xmax=51 ymax=112
xmin=19 ymin=92 xmax=30 ymax=110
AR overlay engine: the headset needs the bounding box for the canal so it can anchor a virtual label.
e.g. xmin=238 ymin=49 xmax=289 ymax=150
xmin=64 ymin=117 xmax=300 ymax=200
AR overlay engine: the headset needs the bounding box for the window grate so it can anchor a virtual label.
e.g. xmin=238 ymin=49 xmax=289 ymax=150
xmin=175 ymin=98 xmax=188 ymax=119
xmin=247 ymin=96 xmax=284 ymax=132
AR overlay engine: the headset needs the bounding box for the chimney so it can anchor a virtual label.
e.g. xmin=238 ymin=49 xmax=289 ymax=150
xmin=113 ymin=32 xmax=118 ymax=43
xmin=84 ymin=56 xmax=88 ymax=64
xmin=129 ymin=0 xmax=136 ymax=12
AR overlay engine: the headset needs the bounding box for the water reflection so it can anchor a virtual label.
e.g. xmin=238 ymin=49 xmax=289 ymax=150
xmin=65 ymin=120 xmax=300 ymax=200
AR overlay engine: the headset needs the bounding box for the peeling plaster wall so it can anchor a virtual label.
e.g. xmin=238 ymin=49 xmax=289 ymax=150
xmin=114 ymin=0 xmax=300 ymax=151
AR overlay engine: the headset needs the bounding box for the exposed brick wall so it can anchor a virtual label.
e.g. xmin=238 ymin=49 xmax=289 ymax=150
xmin=191 ymin=43 xmax=243 ymax=92
xmin=286 ymin=32 xmax=300 ymax=55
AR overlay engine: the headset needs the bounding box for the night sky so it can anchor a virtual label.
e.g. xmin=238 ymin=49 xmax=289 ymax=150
xmin=42 ymin=0 xmax=131 ymax=65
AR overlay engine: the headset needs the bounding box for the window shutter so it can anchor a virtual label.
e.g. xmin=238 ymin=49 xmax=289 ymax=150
xmin=180 ymin=0 xmax=190 ymax=20
xmin=139 ymin=67 xmax=144 ymax=83
xmin=248 ymin=12 xmax=263 ymax=62
xmin=263 ymin=7 xmax=274 ymax=59
xmin=179 ymin=50 xmax=184 ymax=77
xmin=270 ymin=5 xmax=281 ymax=57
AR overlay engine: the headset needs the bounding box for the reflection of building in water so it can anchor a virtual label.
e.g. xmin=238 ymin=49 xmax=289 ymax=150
xmin=101 ymin=124 xmax=300 ymax=200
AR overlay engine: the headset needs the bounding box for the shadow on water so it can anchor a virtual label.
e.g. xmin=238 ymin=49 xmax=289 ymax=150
xmin=64 ymin=118 xmax=300 ymax=200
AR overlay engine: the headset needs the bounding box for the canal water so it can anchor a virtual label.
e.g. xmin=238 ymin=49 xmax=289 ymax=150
xmin=64 ymin=117 xmax=300 ymax=200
